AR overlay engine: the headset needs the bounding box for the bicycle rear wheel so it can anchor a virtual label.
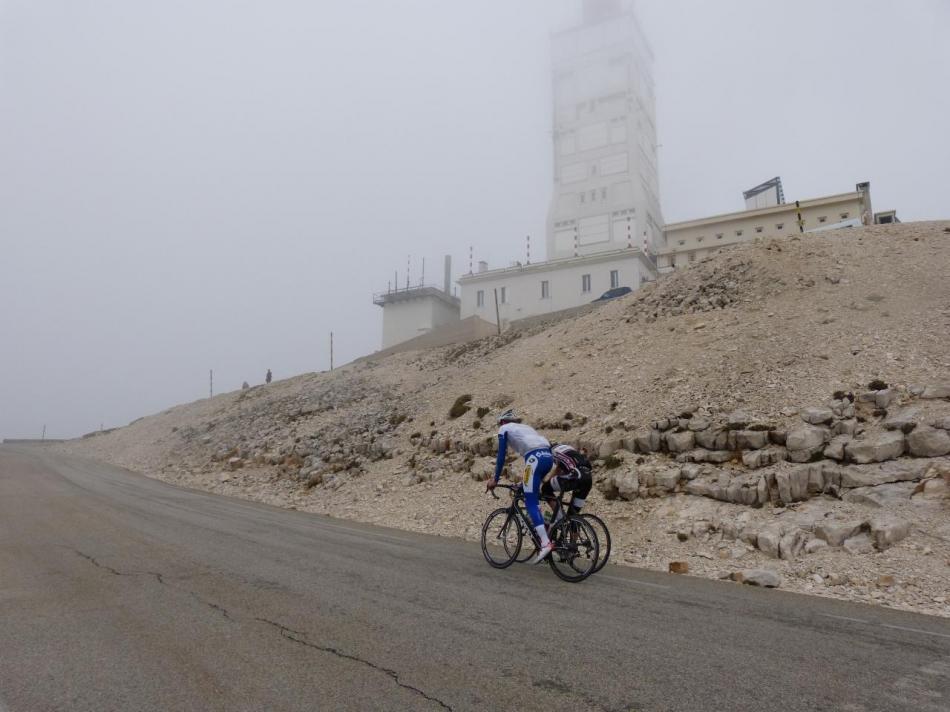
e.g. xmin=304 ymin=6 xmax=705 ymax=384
xmin=547 ymin=515 xmax=599 ymax=583
xmin=581 ymin=513 xmax=611 ymax=573
xmin=481 ymin=508 xmax=522 ymax=568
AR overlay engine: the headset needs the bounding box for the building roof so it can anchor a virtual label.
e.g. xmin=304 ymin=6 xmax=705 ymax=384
xmin=664 ymin=191 xmax=863 ymax=232
xmin=457 ymin=247 xmax=655 ymax=285
xmin=372 ymin=285 xmax=460 ymax=309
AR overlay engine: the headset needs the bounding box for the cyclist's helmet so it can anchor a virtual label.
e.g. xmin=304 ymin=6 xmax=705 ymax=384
xmin=552 ymin=443 xmax=578 ymax=471
xmin=497 ymin=409 xmax=518 ymax=425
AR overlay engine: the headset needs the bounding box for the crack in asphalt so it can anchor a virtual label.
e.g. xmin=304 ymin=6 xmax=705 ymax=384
xmin=71 ymin=549 xmax=230 ymax=621
xmin=255 ymin=617 xmax=453 ymax=711
xmin=72 ymin=549 xmax=165 ymax=584
xmin=71 ymin=549 xmax=449 ymax=708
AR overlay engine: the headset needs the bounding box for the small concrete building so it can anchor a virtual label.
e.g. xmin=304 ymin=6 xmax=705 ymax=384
xmin=374 ymin=258 xmax=460 ymax=349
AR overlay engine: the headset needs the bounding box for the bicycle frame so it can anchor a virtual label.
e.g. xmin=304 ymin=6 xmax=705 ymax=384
xmin=490 ymin=484 xmax=544 ymax=549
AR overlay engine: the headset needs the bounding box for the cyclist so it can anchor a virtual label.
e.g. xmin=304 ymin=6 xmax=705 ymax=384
xmin=486 ymin=409 xmax=554 ymax=564
xmin=542 ymin=443 xmax=593 ymax=524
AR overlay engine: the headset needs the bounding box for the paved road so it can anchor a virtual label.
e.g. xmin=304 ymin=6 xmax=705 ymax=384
xmin=1 ymin=446 xmax=949 ymax=712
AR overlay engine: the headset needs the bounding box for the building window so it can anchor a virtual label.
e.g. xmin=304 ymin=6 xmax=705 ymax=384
xmin=581 ymin=274 xmax=591 ymax=293
xmin=697 ymin=236 xmax=704 ymax=243
xmin=476 ymin=290 xmax=485 ymax=308
xmin=600 ymin=187 xmax=607 ymax=200
xmin=500 ymin=286 xmax=507 ymax=304
xmin=840 ymin=212 xmax=849 ymax=219
xmin=610 ymin=270 xmax=619 ymax=288
xmin=688 ymin=252 xmax=696 ymax=262
xmin=541 ymin=281 xmax=550 ymax=299
xmin=736 ymin=229 xmax=744 ymax=236
xmin=590 ymin=189 xmax=597 ymax=202
xmin=678 ymin=240 xmax=685 ymax=246
xmin=579 ymin=193 xmax=586 ymax=204
xmin=755 ymin=226 xmax=763 ymax=233
xmin=776 ymin=223 xmax=784 ymax=230
xmin=716 ymin=233 xmax=723 ymax=240
xmin=818 ymin=216 xmax=827 ymax=223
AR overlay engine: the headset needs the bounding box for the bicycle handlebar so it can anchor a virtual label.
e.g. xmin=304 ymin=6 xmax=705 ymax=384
xmin=486 ymin=482 xmax=519 ymax=500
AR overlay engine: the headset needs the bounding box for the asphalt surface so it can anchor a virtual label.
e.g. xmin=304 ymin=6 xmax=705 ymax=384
xmin=1 ymin=446 xmax=949 ymax=712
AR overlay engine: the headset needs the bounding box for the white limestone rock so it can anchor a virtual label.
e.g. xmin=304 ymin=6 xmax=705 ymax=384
xmin=906 ymin=426 xmax=950 ymax=458
xmin=733 ymin=429 xmax=769 ymax=450
xmin=844 ymin=431 xmax=905 ymax=464
xmin=814 ymin=520 xmax=865 ymax=547
xmin=842 ymin=533 xmax=874 ymax=555
xmin=735 ymin=569 xmax=782 ymax=588
xmin=801 ymin=407 xmax=834 ymax=425
xmin=665 ymin=430 xmax=696 ymax=454
xmin=920 ymin=384 xmax=950 ymax=399
xmin=823 ymin=435 xmax=851 ymax=461
xmin=836 ymin=461 xmax=925 ymax=488
xmin=868 ymin=517 xmax=911 ymax=550
xmin=843 ymin=482 xmax=916 ymax=507
xmin=883 ymin=408 xmax=921 ymax=434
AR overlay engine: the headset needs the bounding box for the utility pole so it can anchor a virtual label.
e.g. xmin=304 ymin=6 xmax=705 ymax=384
xmin=330 ymin=332 xmax=334 ymax=371
xmin=209 ymin=369 xmax=213 ymax=399
xmin=493 ymin=288 xmax=501 ymax=336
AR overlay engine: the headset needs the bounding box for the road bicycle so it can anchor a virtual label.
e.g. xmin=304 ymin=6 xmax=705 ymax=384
xmin=506 ymin=487 xmax=612 ymax=574
xmin=481 ymin=483 xmax=599 ymax=583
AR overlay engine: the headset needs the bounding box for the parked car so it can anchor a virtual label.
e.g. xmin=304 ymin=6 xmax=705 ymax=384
xmin=592 ymin=286 xmax=632 ymax=302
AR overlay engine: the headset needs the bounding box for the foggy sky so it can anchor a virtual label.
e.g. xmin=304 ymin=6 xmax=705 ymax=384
xmin=1 ymin=1 xmax=948 ymax=439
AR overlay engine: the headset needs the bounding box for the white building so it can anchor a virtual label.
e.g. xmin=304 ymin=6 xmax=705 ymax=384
xmin=373 ymin=2 xmax=899 ymax=348
xmin=658 ymin=182 xmax=875 ymax=272
xmin=547 ymin=0 xmax=664 ymax=259
xmin=457 ymin=0 xmax=660 ymax=328
xmin=457 ymin=248 xmax=654 ymax=327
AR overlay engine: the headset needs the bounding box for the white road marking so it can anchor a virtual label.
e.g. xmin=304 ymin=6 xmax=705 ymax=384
xmin=819 ymin=614 xmax=950 ymax=641
xmin=881 ymin=624 xmax=950 ymax=640
xmin=819 ymin=613 xmax=869 ymax=624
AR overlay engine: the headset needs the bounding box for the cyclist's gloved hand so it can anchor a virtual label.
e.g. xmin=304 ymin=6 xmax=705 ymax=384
xmin=485 ymin=478 xmax=496 ymax=491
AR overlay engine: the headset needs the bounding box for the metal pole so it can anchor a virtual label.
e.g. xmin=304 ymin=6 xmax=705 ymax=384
xmin=421 ymin=257 xmax=425 ymax=286
xmin=209 ymin=369 xmax=213 ymax=399
xmin=41 ymin=424 xmax=46 ymax=441
xmin=493 ymin=288 xmax=501 ymax=335
xmin=330 ymin=332 xmax=334 ymax=371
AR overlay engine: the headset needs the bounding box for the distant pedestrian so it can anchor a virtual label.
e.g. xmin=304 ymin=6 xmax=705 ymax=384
xmin=265 ymin=369 xmax=272 ymax=384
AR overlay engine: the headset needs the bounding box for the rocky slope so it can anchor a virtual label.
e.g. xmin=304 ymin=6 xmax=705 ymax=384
xmin=59 ymin=221 xmax=950 ymax=616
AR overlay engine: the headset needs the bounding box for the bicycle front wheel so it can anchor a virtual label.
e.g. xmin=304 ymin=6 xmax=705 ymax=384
xmin=481 ymin=508 xmax=522 ymax=568
xmin=581 ymin=513 xmax=611 ymax=573
xmin=547 ymin=515 xmax=599 ymax=583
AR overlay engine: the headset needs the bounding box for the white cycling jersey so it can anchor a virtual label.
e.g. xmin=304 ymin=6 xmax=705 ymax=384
xmin=498 ymin=422 xmax=550 ymax=458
